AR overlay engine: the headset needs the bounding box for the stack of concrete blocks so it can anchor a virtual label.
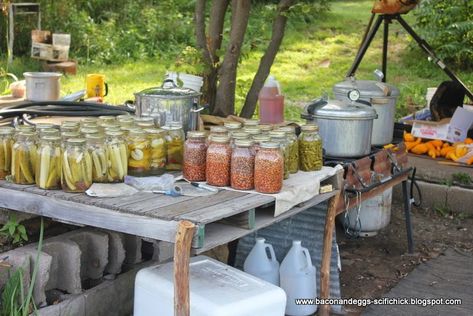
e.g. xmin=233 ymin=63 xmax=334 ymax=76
xmin=0 ymin=228 xmax=145 ymax=316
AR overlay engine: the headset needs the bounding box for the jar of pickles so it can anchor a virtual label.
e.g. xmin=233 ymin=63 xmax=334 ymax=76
xmin=36 ymin=136 xmax=62 ymax=189
xmin=0 ymin=127 xmax=14 ymax=179
xmin=145 ymin=128 xmax=167 ymax=175
xmin=231 ymin=139 xmax=254 ymax=190
xmin=206 ymin=135 xmax=232 ymax=187
xmin=298 ymin=124 xmax=322 ymax=171
xmin=105 ymin=131 xmax=128 ymax=182
xmin=15 ymin=125 xmax=36 ymax=135
xmin=277 ymin=126 xmax=299 ymax=174
xmin=98 ymin=116 xmax=116 ymax=125
xmin=62 ymin=138 xmax=92 ymax=192
xmin=38 ymin=128 xmax=60 ymax=138
xmin=35 ymin=123 xmax=56 ymax=134
xmin=183 ymin=131 xmax=207 ymax=182
xmin=162 ymin=125 xmax=184 ymax=171
xmin=86 ymin=134 xmax=108 ymax=183
xmin=11 ymin=132 xmax=37 ymax=184
xmin=127 ymin=129 xmax=151 ymax=176
xmin=269 ymin=130 xmax=289 ymax=180
xmin=61 ymin=132 xmax=81 ymax=148
xmin=60 ymin=124 xmax=79 ymax=134
xmin=254 ymin=142 xmax=284 ymax=194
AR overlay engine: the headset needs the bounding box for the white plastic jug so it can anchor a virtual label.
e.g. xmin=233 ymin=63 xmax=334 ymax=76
xmin=280 ymin=240 xmax=317 ymax=316
xmin=243 ymin=237 xmax=280 ymax=286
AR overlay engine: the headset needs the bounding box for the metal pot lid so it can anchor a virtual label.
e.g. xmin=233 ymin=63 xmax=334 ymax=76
xmin=136 ymin=79 xmax=201 ymax=98
xmin=305 ymin=98 xmax=377 ymax=120
xmin=333 ymin=78 xmax=400 ymax=97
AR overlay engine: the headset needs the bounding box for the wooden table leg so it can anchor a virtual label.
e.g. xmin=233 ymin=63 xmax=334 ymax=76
xmin=174 ymin=220 xmax=196 ymax=316
xmin=319 ymin=173 xmax=343 ymax=316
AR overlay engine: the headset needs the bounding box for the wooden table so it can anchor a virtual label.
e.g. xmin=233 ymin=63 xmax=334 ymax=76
xmin=0 ymin=171 xmax=343 ymax=316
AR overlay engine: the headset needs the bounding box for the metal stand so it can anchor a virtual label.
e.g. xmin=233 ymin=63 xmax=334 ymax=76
xmin=7 ymin=3 xmax=41 ymax=65
xmin=347 ymin=14 xmax=473 ymax=101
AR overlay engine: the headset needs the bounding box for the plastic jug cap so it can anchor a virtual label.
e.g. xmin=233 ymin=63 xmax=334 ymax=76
xmin=256 ymin=237 xmax=266 ymax=243
xmin=264 ymin=75 xmax=281 ymax=93
xmin=292 ymin=240 xmax=301 ymax=246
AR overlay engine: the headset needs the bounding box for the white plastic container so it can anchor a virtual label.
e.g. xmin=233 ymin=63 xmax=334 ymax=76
xmin=134 ymin=255 xmax=286 ymax=316
xmin=243 ymin=237 xmax=280 ymax=285
xmin=280 ymin=241 xmax=317 ymax=316
xmin=346 ymin=188 xmax=392 ymax=237
xmin=165 ymin=72 xmax=204 ymax=92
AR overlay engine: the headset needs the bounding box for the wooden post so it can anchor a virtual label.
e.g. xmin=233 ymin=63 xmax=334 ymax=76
xmin=8 ymin=4 xmax=14 ymax=66
xmin=319 ymin=171 xmax=343 ymax=316
xmin=173 ymin=220 xmax=196 ymax=316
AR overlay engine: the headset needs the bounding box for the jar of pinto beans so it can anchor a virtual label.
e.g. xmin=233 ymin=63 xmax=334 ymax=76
xmin=183 ymin=131 xmax=207 ymax=182
xmin=254 ymin=142 xmax=284 ymax=194
xmin=206 ymin=135 xmax=232 ymax=187
xmin=231 ymin=139 xmax=255 ymax=190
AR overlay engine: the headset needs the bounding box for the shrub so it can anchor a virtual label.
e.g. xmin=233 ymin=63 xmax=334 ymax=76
xmin=414 ymin=0 xmax=473 ymax=68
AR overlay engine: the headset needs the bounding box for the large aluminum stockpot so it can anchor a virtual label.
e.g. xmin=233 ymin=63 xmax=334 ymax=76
xmin=302 ymin=98 xmax=377 ymax=157
xmin=24 ymin=72 xmax=62 ymax=101
xmin=333 ymin=78 xmax=400 ymax=146
xmin=133 ymin=80 xmax=201 ymax=131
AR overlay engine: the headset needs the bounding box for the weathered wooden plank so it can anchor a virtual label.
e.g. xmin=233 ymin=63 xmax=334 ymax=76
xmin=191 ymin=191 xmax=338 ymax=253
xmin=144 ymin=190 xmax=246 ymax=220
xmin=0 ymin=181 xmax=34 ymax=191
xmin=178 ymin=194 xmax=274 ymax=224
xmin=217 ymin=208 xmax=255 ymax=229
xmin=0 ymin=187 xmax=180 ymax=242
xmin=126 ymin=195 xmax=196 ymax=215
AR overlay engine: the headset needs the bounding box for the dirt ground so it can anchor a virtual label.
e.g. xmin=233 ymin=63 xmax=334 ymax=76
xmin=338 ymin=200 xmax=473 ymax=315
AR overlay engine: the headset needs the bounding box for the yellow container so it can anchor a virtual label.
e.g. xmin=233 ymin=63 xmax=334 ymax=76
xmin=86 ymin=74 xmax=108 ymax=98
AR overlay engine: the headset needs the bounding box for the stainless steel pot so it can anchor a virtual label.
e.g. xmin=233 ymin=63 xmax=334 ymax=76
xmin=24 ymin=72 xmax=62 ymax=101
xmin=333 ymin=77 xmax=400 ymax=145
xmin=302 ymin=98 xmax=377 ymax=157
xmin=133 ymin=80 xmax=202 ymax=131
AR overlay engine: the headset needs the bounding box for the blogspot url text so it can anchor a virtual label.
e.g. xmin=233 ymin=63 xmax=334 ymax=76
xmin=295 ymin=297 xmax=462 ymax=307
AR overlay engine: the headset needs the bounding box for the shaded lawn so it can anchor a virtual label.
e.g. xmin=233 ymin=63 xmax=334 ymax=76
xmin=2 ymin=0 xmax=472 ymax=122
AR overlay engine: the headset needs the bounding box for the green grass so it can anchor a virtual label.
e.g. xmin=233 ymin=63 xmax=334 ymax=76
xmin=2 ymin=0 xmax=473 ymax=122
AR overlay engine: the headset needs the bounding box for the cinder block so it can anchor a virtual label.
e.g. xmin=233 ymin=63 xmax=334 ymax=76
xmin=122 ymin=234 xmax=142 ymax=265
xmin=0 ymin=249 xmax=31 ymax=296
xmin=100 ymin=230 xmax=125 ymax=275
xmin=0 ymin=208 xmax=37 ymax=224
xmin=20 ymin=248 xmax=52 ymax=307
xmin=447 ymin=186 xmax=473 ymax=215
xmin=41 ymin=239 xmax=82 ymax=294
xmin=155 ymin=241 xmax=174 ymax=263
xmin=62 ymin=229 xmax=109 ymax=280
xmin=393 ymin=181 xmax=448 ymax=211
xmin=36 ymin=294 xmax=86 ymax=316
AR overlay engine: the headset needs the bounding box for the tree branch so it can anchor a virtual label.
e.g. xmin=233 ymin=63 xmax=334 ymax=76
xmin=208 ymin=0 xmax=230 ymax=62
xmin=239 ymin=0 xmax=295 ymax=118
xmin=213 ymin=0 xmax=251 ymax=117
xmin=194 ymin=0 xmax=212 ymax=67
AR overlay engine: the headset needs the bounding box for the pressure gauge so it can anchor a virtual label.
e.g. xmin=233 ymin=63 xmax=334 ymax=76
xmin=348 ymin=89 xmax=361 ymax=102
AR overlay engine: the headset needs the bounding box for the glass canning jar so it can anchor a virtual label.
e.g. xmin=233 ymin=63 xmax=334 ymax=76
xmin=298 ymin=124 xmax=322 ymax=171
xmin=36 ymin=135 xmax=62 ymax=189
xmin=61 ymin=132 xmax=81 ymax=148
xmin=38 ymin=128 xmax=60 ymax=138
xmin=251 ymin=134 xmax=270 ymax=155
xmin=0 ymin=127 xmax=14 ymax=179
xmin=98 ymin=116 xmax=116 ymax=125
xmin=231 ymin=139 xmax=255 ymax=190
xmin=230 ymin=132 xmax=250 ymax=148
xmin=254 ymin=142 xmax=284 ymax=194
xmin=243 ymin=126 xmax=261 ymax=138
xmin=224 ymin=121 xmax=242 ymax=134
xmin=11 ymin=132 xmax=37 ymax=184
xmin=277 ymin=126 xmax=299 ymax=174
xmin=86 ymin=134 xmax=109 ymax=183
xmin=61 ymin=138 xmax=92 ymax=193
xmin=183 ymin=131 xmax=207 ymax=182
xmin=81 ymin=117 xmax=98 ymax=126
xmin=134 ymin=116 xmax=155 ymax=127
xmin=244 ymin=119 xmax=259 ymax=127
xmin=144 ymin=128 xmax=167 ymax=175
xmin=117 ymin=116 xmax=135 ymax=128
xmin=258 ymin=124 xmax=273 ymax=134
xmin=127 ymin=129 xmax=151 ymax=176
xmin=14 ymin=125 xmax=36 ymax=136
xmin=60 ymin=124 xmax=79 ymax=133
xmin=206 ymin=135 xmax=232 ymax=187
xmin=209 ymin=126 xmax=229 ymax=138
xmin=105 ymin=131 xmax=128 ymax=182
xmin=162 ymin=125 xmax=184 ymax=171
xmin=269 ymin=130 xmax=290 ymax=179
xmin=35 ymin=123 xmax=56 ymax=134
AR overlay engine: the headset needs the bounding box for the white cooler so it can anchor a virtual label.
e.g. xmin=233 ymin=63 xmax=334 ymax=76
xmin=134 ymin=255 xmax=286 ymax=316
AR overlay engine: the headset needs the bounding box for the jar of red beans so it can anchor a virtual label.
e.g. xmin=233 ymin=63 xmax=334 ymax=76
xmin=206 ymin=135 xmax=232 ymax=187
xmin=231 ymin=139 xmax=255 ymax=190
xmin=254 ymin=142 xmax=284 ymax=194
xmin=183 ymin=131 xmax=207 ymax=181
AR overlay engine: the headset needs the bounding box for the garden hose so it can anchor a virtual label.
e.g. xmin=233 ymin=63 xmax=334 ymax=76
xmin=409 ymin=167 xmax=422 ymax=208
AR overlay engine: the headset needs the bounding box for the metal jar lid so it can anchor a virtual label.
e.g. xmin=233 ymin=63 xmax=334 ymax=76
xmin=333 ymin=78 xmax=400 ymax=98
xmin=304 ymin=98 xmax=377 ymax=120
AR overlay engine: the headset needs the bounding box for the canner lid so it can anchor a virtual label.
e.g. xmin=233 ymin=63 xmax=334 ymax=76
xmin=306 ymin=98 xmax=377 ymax=120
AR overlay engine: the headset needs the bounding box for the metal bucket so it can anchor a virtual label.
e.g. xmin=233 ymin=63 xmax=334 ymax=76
xmin=24 ymin=72 xmax=62 ymax=101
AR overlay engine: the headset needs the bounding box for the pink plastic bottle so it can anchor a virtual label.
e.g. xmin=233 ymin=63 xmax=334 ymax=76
xmin=259 ymin=75 xmax=284 ymax=124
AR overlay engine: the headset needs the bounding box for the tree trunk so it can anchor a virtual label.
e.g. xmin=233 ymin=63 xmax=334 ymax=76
xmin=239 ymin=0 xmax=295 ymax=118
xmin=213 ymin=0 xmax=251 ymax=117
xmin=206 ymin=0 xmax=231 ymax=113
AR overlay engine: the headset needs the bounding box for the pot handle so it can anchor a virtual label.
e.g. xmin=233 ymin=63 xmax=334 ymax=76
xmin=305 ymin=98 xmax=328 ymax=115
xmin=162 ymin=78 xmax=178 ymax=89
xmin=124 ymin=100 xmax=135 ymax=110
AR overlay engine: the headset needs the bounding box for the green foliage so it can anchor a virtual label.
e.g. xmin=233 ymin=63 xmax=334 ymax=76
xmin=0 ymin=218 xmax=43 ymax=316
xmin=451 ymin=172 xmax=473 ymax=186
xmin=414 ymin=0 xmax=473 ymax=68
xmin=0 ymin=215 xmax=28 ymax=245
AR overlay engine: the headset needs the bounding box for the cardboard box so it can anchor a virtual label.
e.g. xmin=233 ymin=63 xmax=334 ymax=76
xmin=411 ymin=107 xmax=473 ymax=142
xmin=52 ymin=33 xmax=71 ymax=46
xmin=31 ymin=30 xmax=70 ymax=62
